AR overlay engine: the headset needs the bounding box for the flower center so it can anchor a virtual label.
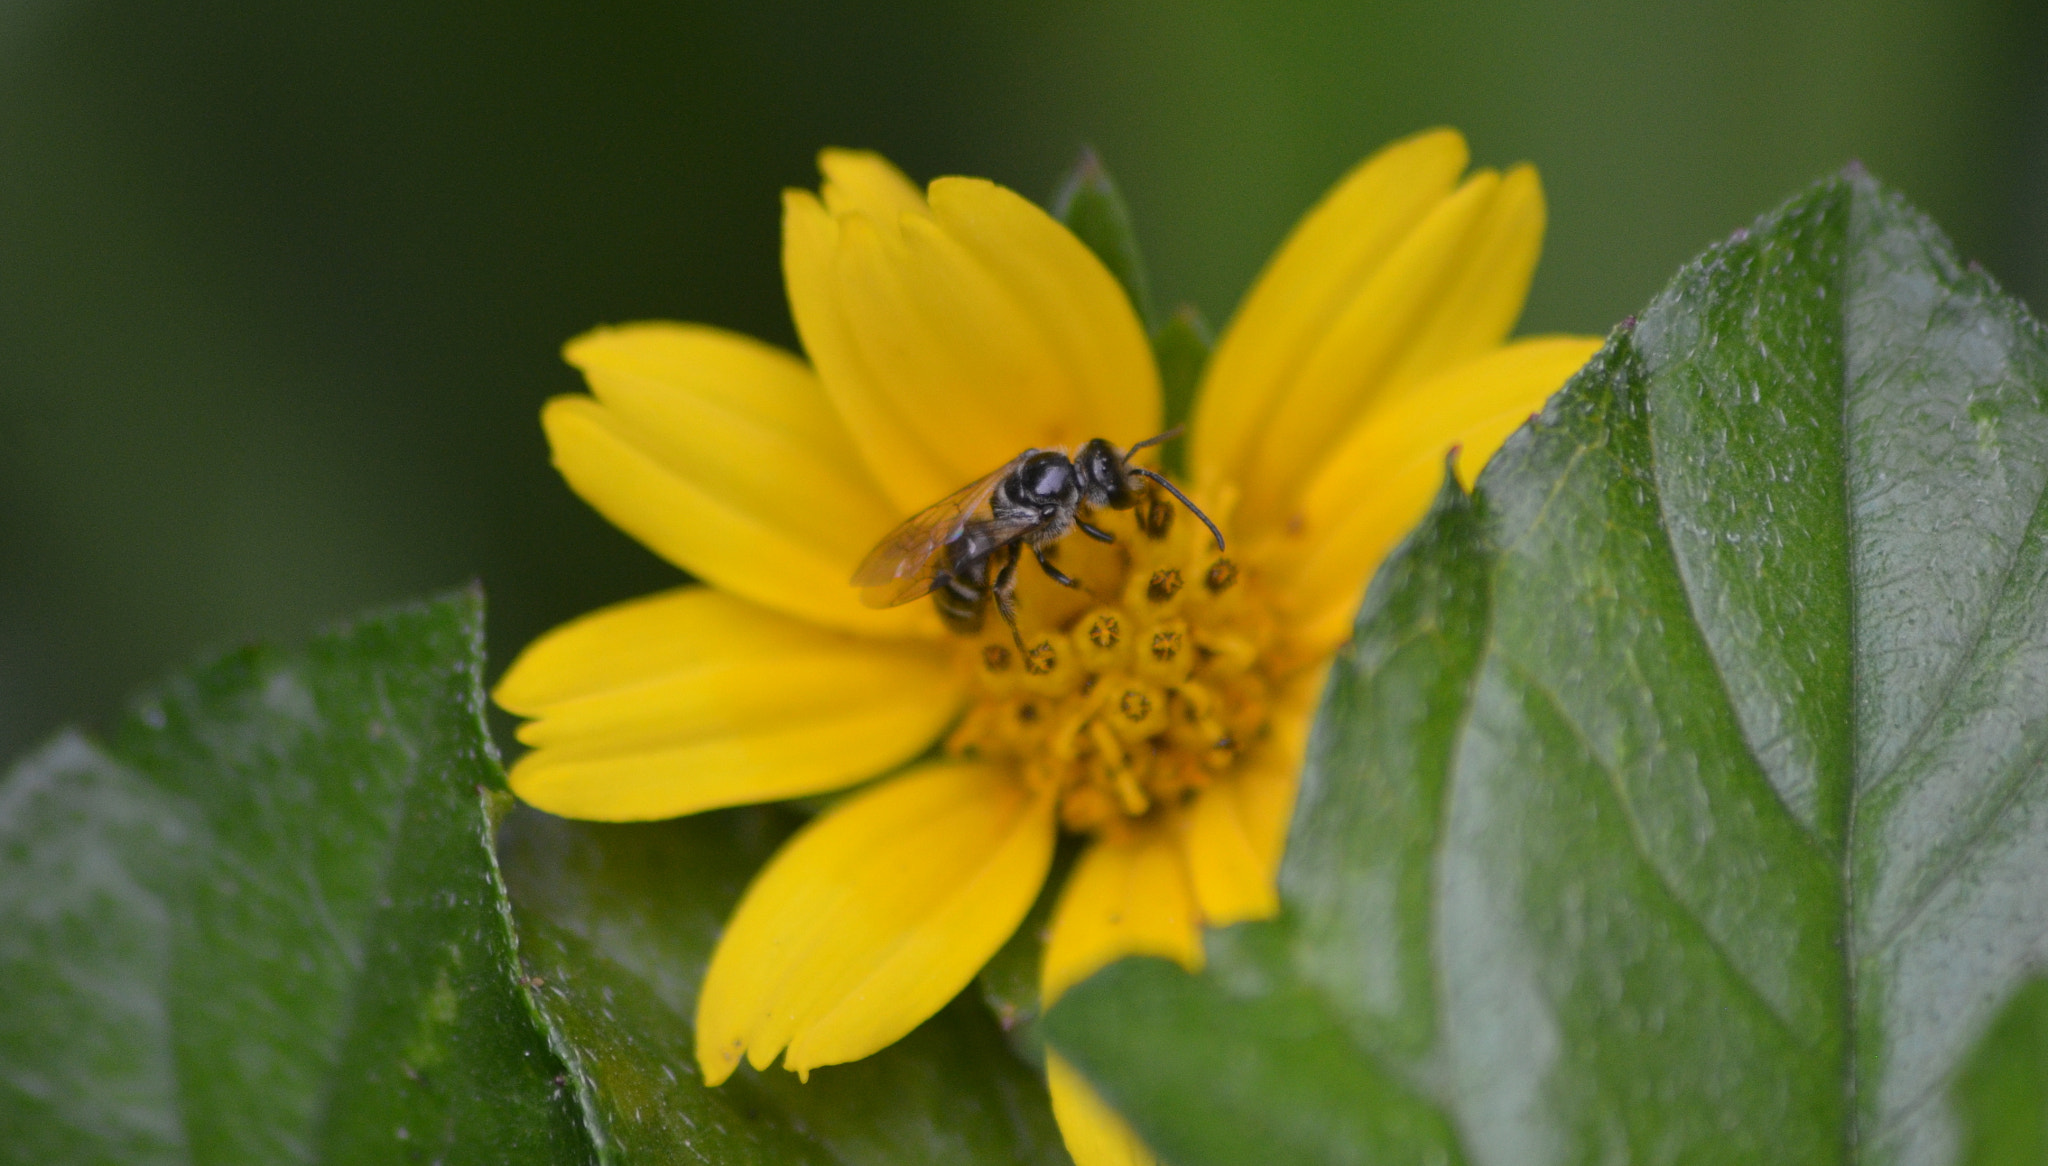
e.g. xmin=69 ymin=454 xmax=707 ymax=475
xmin=945 ymin=484 xmax=1280 ymax=837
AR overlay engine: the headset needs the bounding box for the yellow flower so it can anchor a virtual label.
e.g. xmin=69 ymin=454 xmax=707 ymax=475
xmin=495 ymin=129 xmax=1598 ymax=1165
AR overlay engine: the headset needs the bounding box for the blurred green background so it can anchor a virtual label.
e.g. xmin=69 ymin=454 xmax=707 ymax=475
xmin=4 ymin=0 xmax=2046 ymax=761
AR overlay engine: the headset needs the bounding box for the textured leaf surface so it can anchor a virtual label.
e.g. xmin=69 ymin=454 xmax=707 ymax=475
xmin=0 ymin=591 xmax=594 ymax=1164
xmin=1953 ymin=977 xmax=2048 ymax=1166
xmin=498 ymin=806 xmax=1075 ymax=1166
xmin=0 ymin=735 xmax=195 ymax=1165
xmin=1046 ymin=170 xmax=2048 ymax=1165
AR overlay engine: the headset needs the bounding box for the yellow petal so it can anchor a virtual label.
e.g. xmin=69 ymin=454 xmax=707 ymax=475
xmin=1375 ymin=165 xmax=1547 ymax=396
xmin=784 ymin=169 xmax=1159 ymax=514
xmin=1041 ymin=823 xmax=1202 ymax=1006
xmin=784 ymin=189 xmax=961 ymax=511
xmin=564 ymin=322 xmax=900 ymax=563
xmin=1191 ymin=128 xmax=1469 ymax=499
xmin=818 ymin=148 xmax=926 ymax=219
xmin=1282 ymin=336 xmax=1601 ymax=649
xmin=1234 ymin=671 xmax=1325 ymax=877
xmin=926 ymin=177 xmax=1160 ymax=444
xmin=1178 ymin=781 xmax=1278 ymax=927
xmin=1172 ymin=665 xmax=1323 ymax=925
xmin=546 ymin=327 xmax=928 ymax=636
xmin=1047 ymin=1052 xmax=1158 ymax=1166
xmin=1233 ymin=165 xmax=1548 ymax=534
xmin=695 ymin=761 xmax=1056 ymax=1084
xmin=497 ymin=588 xmax=962 ymax=820
xmin=833 ymin=211 xmax=1072 ymax=469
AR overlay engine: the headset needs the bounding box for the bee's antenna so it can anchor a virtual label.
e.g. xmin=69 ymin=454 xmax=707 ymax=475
xmin=1122 ymin=425 xmax=1185 ymax=461
xmin=1128 ymin=466 xmax=1225 ymax=552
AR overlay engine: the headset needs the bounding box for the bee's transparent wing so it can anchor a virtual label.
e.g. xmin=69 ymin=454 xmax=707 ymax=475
xmin=851 ymin=457 xmax=1025 ymax=609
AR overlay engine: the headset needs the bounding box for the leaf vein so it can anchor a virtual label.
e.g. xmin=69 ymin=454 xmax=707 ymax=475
xmin=1860 ymin=421 xmax=2048 ymax=809
xmin=1495 ymin=653 xmax=1810 ymax=1049
xmin=1640 ymin=362 xmax=1833 ymax=859
xmin=1869 ymin=715 xmax=2048 ymax=957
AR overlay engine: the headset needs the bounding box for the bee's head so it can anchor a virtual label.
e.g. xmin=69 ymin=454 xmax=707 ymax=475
xmin=1080 ymin=429 xmax=1226 ymax=553
xmin=1073 ymin=438 xmax=1136 ymax=509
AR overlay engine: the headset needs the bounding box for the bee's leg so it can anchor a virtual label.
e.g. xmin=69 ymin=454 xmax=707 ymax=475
xmin=1075 ymin=518 xmax=1116 ymax=543
xmin=1031 ymin=542 xmax=1082 ymax=589
xmin=994 ymin=543 xmax=1026 ymax=651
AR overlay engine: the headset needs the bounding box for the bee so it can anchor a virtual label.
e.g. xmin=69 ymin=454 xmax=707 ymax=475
xmin=851 ymin=428 xmax=1224 ymax=646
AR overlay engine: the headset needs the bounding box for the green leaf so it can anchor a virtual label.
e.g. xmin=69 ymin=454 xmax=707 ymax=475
xmin=0 ymin=591 xmax=595 ymax=1164
xmin=1954 ymin=978 xmax=2048 ymax=1166
xmin=510 ymin=909 xmax=833 ymax=1166
xmin=0 ymin=734 xmax=196 ymax=1165
xmin=1052 ymin=149 xmax=1155 ymax=330
xmin=498 ymin=806 xmax=1075 ymax=1166
xmin=1049 ymin=150 xmax=1212 ymax=478
xmin=1046 ymin=169 xmax=2048 ymax=1163
xmin=1151 ymin=303 xmax=1212 ymax=477
xmin=975 ymin=841 xmax=1080 ymax=1072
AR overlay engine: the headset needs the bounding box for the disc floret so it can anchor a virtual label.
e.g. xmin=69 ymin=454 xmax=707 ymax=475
xmin=946 ymin=485 xmax=1278 ymax=837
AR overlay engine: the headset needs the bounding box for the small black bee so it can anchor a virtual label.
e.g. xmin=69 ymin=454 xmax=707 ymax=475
xmin=852 ymin=428 xmax=1224 ymax=646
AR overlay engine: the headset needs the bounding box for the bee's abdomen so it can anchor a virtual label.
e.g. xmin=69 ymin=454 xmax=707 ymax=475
xmin=932 ymin=539 xmax=990 ymax=634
